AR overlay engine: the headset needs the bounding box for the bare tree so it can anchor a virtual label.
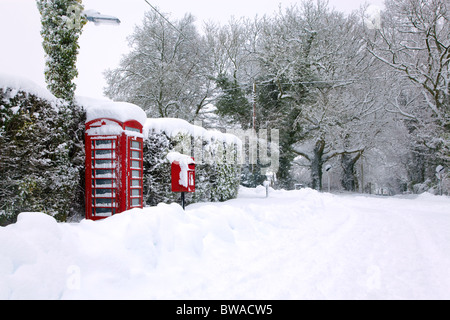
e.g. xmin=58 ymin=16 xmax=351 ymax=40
xmin=366 ymin=0 xmax=450 ymax=164
xmin=104 ymin=10 xmax=215 ymax=121
xmin=260 ymin=2 xmax=388 ymax=190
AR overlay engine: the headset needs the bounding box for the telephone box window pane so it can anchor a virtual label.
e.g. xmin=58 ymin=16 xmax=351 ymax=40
xmin=131 ymin=180 xmax=140 ymax=187
xmin=94 ymin=189 xmax=115 ymax=197
xmin=95 ymin=208 xmax=111 ymax=214
xmin=95 ymin=150 xmax=114 ymax=158
xmin=96 ymin=198 xmax=113 ymax=206
xmin=95 ymin=208 xmax=114 ymax=216
xmin=95 ymin=170 xmax=115 ymax=178
xmin=131 ymin=141 xmax=141 ymax=149
xmin=131 ymin=160 xmax=141 ymax=168
xmin=96 ymin=179 xmax=113 ymax=186
xmin=95 ymin=160 xmax=113 ymax=167
xmin=95 ymin=140 xmax=114 ymax=148
xmin=96 ymin=150 xmax=112 ymax=155
xmin=131 ymin=198 xmax=141 ymax=206
xmin=131 ymin=151 xmax=141 ymax=159
xmin=131 ymin=189 xmax=140 ymax=197
xmin=125 ymin=127 xmax=141 ymax=133
xmin=132 ymin=170 xmax=141 ymax=178
xmin=94 ymin=189 xmax=108 ymax=195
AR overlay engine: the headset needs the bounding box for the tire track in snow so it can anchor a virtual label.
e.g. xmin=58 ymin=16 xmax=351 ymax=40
xmin=395 ymin=208 xmax=450 ymax=299
xmin=329 ymin=195 xmax=450 ymax=299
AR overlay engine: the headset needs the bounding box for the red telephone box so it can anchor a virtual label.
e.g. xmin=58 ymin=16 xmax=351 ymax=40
xmin=85 ymin=118 xmax=144 ymax=220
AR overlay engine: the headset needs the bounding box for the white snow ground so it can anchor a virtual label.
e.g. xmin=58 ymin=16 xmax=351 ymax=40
xmin=0 ymin=187 xmax=449 ymax=300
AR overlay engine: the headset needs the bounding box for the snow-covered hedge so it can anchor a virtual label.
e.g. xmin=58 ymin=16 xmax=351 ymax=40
xmin=0 ymin=75 xmax=85 ymax=225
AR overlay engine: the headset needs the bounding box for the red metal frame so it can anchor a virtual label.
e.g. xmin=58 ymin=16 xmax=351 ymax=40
xmin=85 ymin=119 xmax=144 ymax=221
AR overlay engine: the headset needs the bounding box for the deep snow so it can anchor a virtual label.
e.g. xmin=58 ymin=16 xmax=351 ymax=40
xmin=0 ymin=187 xmax=449 ymax=300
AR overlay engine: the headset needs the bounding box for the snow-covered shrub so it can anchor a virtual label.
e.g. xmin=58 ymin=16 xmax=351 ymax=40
xmin=0 ymin=82 xmax=85 ymax=225
xmin=207 ymin=139 xmax=241 ymax=202
xmin=143 ymin=132 xmax=178 ymax=206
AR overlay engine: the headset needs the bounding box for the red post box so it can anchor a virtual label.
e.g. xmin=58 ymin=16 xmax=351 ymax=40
xmin=168 ymin=152 xmax=195 ymax=210
xmin=85 ymin=118 xmax=144 ymax=221
xmin=171 ymin=160 xmax=196 ymax=193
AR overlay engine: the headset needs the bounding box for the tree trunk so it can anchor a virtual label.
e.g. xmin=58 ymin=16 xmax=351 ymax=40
xmin=311 ymin=139 xmax=325 ymax=191
xmin=341 ymin=152 xmax=362 ymax=192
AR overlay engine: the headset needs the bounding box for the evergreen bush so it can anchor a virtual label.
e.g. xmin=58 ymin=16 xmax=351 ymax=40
xmin=0 ymin=87 xmax=85 ymax=225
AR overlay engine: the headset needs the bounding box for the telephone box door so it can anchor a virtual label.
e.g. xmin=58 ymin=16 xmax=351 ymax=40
xmin=128 ymin=137 xmax=144 ymax=211
xmin=86 ymin=137 xmax=119 ymax=220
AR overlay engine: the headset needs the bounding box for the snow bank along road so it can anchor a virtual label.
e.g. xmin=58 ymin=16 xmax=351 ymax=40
xmin=0 ymin=187 xmax=449 ymax=300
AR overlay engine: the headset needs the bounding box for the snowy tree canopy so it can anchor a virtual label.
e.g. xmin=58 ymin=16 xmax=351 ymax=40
xmin=366 ymin=0 xmax=450 ymax=168
xmin=104 ymin=10 xmax=215 ymax=121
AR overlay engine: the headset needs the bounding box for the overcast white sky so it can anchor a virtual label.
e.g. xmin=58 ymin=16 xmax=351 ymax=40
xmin=0 ymin=0 xmax=385 ymax=99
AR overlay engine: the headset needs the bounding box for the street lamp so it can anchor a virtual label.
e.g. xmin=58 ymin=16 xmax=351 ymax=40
xmin=83 ymin=9 xmax=121 ymax=26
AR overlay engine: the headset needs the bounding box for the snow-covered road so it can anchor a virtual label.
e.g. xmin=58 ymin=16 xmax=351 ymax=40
xmin=1 ymin=187 xmax=449 ymax=300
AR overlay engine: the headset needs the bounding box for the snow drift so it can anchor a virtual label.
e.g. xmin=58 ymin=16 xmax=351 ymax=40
xmin=1 ymin=188 xmax=449 ymax=300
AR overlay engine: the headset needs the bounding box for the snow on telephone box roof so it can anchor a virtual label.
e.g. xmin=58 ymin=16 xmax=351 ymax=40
xmin=77 ymin=96 xmax=148 ymax=127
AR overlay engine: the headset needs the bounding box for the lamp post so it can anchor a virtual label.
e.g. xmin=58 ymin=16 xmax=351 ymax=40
xmin=325 ymin=164 xmax=332 ymax=193
xmin=436 ymin=165 xmax=445 ymax=196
